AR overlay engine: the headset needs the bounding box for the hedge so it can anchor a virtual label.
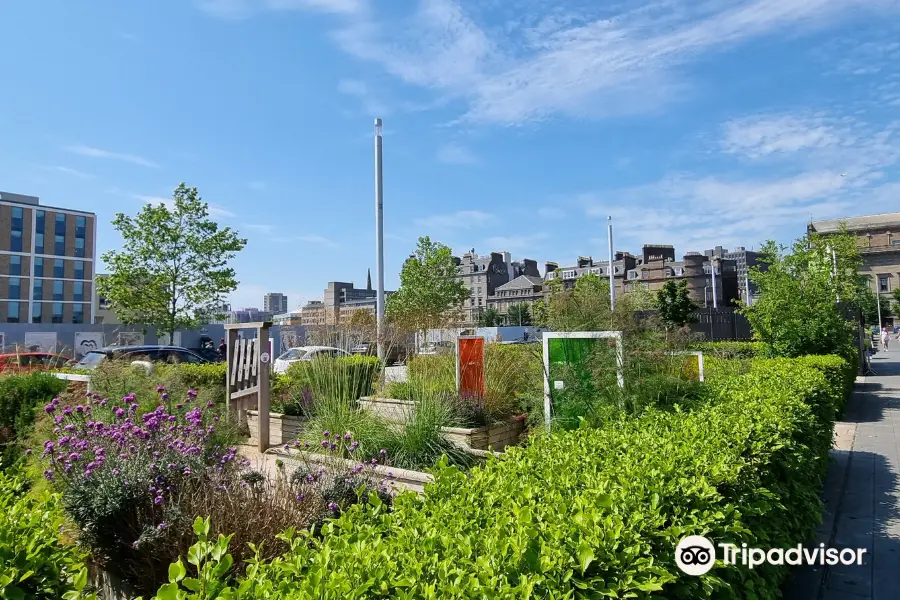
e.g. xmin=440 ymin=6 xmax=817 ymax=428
xmin=691 ymin=341 xmax=764 ymax=359
xmin=0 ymin=373 xmax=68 ymax=460
xmin=150 ymin=355 xmax=845 ymax=599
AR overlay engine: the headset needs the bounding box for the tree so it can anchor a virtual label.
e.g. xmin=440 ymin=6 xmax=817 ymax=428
xmin=347 ymin=309 xmax=377 ymax=338
xmin=506 ymin=303 xmax=532 ymax=326
xmin=654 ymin=280 xmax=698 ymax=331
xmin=741 ymin=229 xmax=864 ymax=359
xmin=477 ymin=307 xmax=502 ymax=327
xmin=99 ymin=183 xmax=247 ymax=340
xmin=386 ymin=236 xmax=469 ymax=333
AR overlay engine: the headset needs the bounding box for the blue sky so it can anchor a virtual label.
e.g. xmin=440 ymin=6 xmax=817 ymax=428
xmin=1 ymin=0 xmax=899 ymax=310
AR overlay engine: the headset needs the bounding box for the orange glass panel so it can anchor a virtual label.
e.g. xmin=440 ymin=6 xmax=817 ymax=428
xmin=458 ymin=337 xmax=485 ymax=399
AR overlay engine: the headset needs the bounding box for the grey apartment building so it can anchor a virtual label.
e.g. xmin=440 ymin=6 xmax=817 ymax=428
xmin=453 ymin=250 xmax=540 ymax=325
xmin=263 ymin=292 xmax=289 ymax=314
xmin=0 ymin=191 xmax=96 ymax=324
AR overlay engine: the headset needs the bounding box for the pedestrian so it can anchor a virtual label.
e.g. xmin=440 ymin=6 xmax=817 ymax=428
xmin=882 ymin=326 xmax=890 ymax=351
xmin=218 ymin=338 xmax=227 ymax=358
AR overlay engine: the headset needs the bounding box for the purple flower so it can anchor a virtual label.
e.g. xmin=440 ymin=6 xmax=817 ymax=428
xmin=44 ymin=403 xmax=56 ymax=414
xmin=323 ymin=430 xmax=330 ymax=438
xmin=187 ymin=389 xmax=197 ymax=397
xmin=157 ymin=522 xmax=169 ymax=529
xmin=154 ymin=496 xmax=164 ymax=505
xmin=75 ymin=405 xmax=84 ymax=414
xmin=161 ymin=393 xmax=169 ymax=401
xmin=329 ymin=443 xmax=337 ymax=451
xmin=176 ymin=403 xmax=183 ymax=409
xmin=379 ymin=449 xmax=387 ymax=457
xmin=54 ymin=415 xmax=64 ymax=424
xmin=304 ymin=441 xmax=311 ymax=448
xmin=207 ymin=401 xmax=214 ymax=408
xmin=24 ymin=449 xmax=31 ymax=456
xmin=321 ymin=440 xmax=329 ymax=448
xmin=62 ymin=406 xmax=73 ymax=416
xmin=130 ymin=403 xmax=138 ymax=412
xmin=183 ymin=467 xmax=192 ymax=475
xmin=344 ymin=432 xmax=352 ymax=440
xmin=349 ymin=441 xmax=359 ymax=451
xmin=156 ymin=386 xmax=166 ymax=392
xmin=114 ymin=408 xmax=125 ymax=419
xmin=43 ymin=469 xmax=54 ymax=481
xmin=296 ymin=494 xmax=305 ymax=502
xmin=327 ymin=502 xmax=338 ymax=511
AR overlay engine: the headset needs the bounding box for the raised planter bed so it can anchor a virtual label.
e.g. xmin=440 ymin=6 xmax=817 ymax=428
xmin=359 ymin=396 xmax=525 ymax=451
xmin=247 ymin=410 xmax=304 ymax=446
xmin=265 ymin=447 xmax=434 ymax=493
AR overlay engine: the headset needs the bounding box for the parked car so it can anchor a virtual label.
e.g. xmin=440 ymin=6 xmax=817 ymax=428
xmin=273 ymin=346 xmax=350 ymax=375
xmin=0 ymin=352 xmax=73 ymax=373
xmin=73 ymin=345 xmax=208 ymax=371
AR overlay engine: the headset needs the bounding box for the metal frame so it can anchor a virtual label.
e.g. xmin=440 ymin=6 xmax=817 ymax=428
xmin=542 ymin=331 xmax=624 ymax=430
xmin=671 ymin=350 xmax=705 ymax=382
xmin=455 ymin=335 xmax=485 ymax=394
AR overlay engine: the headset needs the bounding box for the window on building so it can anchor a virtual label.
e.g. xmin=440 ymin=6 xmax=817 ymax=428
xmin=55 ymin=213 xmax=66 ymax=236
xmin=10 ymin=229 xmax=22 ymax=252
xmin=33 ymin=280 xmax=42 ymax=301
xmin=32 ymin=302 xmax=42 ymax=324
xmin=53 ymin=280 xmax=63 ymax=301
xmin=74 ymin=261 xmax=84 ymax=280
xmin=35 ymin=233 xmax=44 ymax=255
xmin=76 ymin=216 xmax=86 ymax=238
xmin=7 ymin=302 xmax=19 ymax=323
xmin=73 ymin=303 xmax=84 ymax=324
xmin=75 ymin=236 xmax=85 ymax=258
xmin=9 ymin=255 xmax=21 ymax=277
xmin=562 ymin=270 xmax=577 ymax=279
xmin=11 ymin=206 xmax=23 ymax=231
xmin=52 ymin=302 xmax=63 ymax=324
xmin=879 ymin=275 xmax=890 ymax=293
xmin=53 ymin=259 xmax=64 ymax=278
xmin=54 ymin=234 xmax=65 ymax=255
xmin=73 ymin=281 xmax=84 ymax=302
xmin=8 ymin=277 xmax=20 ymax=300
xmin=33 ymin=257 xmax=43 ymax=278
xmin=35 ymin=210 xmax=45 ymax=232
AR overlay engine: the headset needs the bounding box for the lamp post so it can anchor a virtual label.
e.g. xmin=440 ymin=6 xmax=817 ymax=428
xmin=607 ymin=216 xmax=615 ymax=311
xmin=375 ymin=118 xmax=385 ymax=361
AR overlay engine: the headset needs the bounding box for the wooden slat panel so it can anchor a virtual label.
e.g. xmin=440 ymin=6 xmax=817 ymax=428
xmin=230 ymin=386 xmax=259 ymax=400
xmin=251 ymin=341 xmax=259 ymax=378
xmin=230 ymin=338 xmax=244 ymax=386
xmin=243 ymin=339 xmax=254 ymax=383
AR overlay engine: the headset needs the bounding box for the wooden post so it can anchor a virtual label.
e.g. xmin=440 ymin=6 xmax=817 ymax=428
xmin=225 ymin=328 xmax=239 ymax=421
xmin=257 ymin=323 xmax=271 ymax=453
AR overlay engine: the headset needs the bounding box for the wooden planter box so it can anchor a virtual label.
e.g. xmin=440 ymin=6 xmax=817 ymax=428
xmin=266 ymin=447 xmax=434 ymax=494
xmin=359 ymin=396 xmax=525 ymax=452
xmin=247 ymin=410 xmax=304 ymax=446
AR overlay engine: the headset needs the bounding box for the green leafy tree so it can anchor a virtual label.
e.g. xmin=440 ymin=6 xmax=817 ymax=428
xmin=741 ymin=229 xmax=864 ymax=359
xmin=860 ymin=284 xmax=892 ymax=325
xmin=477 ymin=307 xmax=502 ymax=327
xmin=654 ymin=280 xmax=698 ymax=331
xmin=99 ymin=184 xmax=247 ymax=341
xmin=386 ymin=236 xmax=469 ymax=333
xmin=506 ymin=303 xmax=533 ymax=326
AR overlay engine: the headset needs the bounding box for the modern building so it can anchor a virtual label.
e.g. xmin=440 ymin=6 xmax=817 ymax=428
xmin=301 ymin=274 xmax=395 ymax=327
xmin=452 ymin=250 xmax=540 ymax=325
xmin=722 ymin=246 xmax=762 ymax=302
xmin=809 ymin=212 xmax=900 ymax=317
xmin=0 ymin=191 xmax=96 ymax=324
xmin=263 ymin=293 xmax=288 ymax=315
xmin=93 ymin=274 xmax=118 ymax=325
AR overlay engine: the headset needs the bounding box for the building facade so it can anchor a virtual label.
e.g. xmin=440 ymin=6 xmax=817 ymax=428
xmin=301 ymin=276 xmax=395 ymax=327
xmin=809 ymin=212 xmax=900 ymax=318
xmin=0 ymin=191 xmax=96 ymax=325
xmin=722 ymin=246 xmax=761 ymax=302
xmin=543 ymin=253 xmax=638 ymax=296
xmin=230 ymin=307 xmax=274 ymax=323
xmin=452 ymin=250 xmax=540 ymax=325
xmin=263 ymin=293 xmax=288 ymax=314
xmin=626 ymin=250 xmax=739 ymax=307
xmin=487 ymin=275 xmax=544 ymax=322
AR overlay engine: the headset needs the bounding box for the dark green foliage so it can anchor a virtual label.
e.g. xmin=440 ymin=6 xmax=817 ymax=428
xmin=692 ymin=341 xmax=764 ymax=359
xmin=476 ymin=307 xmax=502 ymax=326
xmin=505 ymin=303 xmax=532 ymax=326
xmin=148 ymin=354 xmax=846 ymax=599
xmin=0 ymin=373 xmax=67 ymax=466
xmin=655 ymin=279 xmax=698 ymax=329
xmin=0 ymin=467 xmax=92 ymax=600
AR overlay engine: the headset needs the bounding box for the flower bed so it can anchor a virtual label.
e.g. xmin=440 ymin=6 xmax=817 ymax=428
xmin=359 ymin=396 xmax=524 ymax=451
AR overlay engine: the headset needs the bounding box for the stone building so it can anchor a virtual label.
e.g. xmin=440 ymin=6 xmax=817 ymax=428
xmin=809 ymin=212 xmax=900 ymax=320
xmin=452 ymin=250 xmax=540 ymax=325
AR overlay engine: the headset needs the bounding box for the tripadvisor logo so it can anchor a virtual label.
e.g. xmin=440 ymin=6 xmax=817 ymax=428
xmin=676 ymin=536 xmax=868 ymax=576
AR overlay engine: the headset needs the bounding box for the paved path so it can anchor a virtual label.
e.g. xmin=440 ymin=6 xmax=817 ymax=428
xmin=787 ymin=351 xmax=900 ymax=599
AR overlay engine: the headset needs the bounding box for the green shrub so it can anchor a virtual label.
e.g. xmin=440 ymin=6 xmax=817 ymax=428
xmin=692 ymin=341 xmax=764 ymax=359
xmin=0 ymin=467 xmax=93 ymax=600
xmin=149 ymin=355 xmax=844 ymax=599
xmin=273 ymin=356 xmax=381 ymax=416
xmin=0 ymin=373 xmax=67 ymax=458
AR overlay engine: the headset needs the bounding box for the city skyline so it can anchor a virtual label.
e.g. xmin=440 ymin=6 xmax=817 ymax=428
xmin=1 ymin=1 xmax=898 ymax=309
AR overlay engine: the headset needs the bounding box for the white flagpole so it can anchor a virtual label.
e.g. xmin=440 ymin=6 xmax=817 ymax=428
xmin=607 ymin=216 xmax=615 ymax=311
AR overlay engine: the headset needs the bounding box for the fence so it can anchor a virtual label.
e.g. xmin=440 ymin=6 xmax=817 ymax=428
xmin=689 ymin=308 xmax=753 ymax=341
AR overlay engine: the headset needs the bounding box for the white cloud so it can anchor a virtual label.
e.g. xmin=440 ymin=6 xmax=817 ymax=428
xmin=485 ymin=232 xmax=548 ymax=251
xmin=415 ymin=209 xmax=494 ymax=230
xmin=272 ymin=234 xmax=339 ymax=247
xmin=721 ymin=114 xmax=845 ymax=156
xmin=325 ymin=0 xmax=900 ymax=125
xmin=44 ymin=166 xmax=95 ymax=179
xmin=197 ymin=0 xmax=363 ymax=18
xmin=67 ymin=145 xmax=159 ymax=168
xmin=436 ymin=142 xmax=478 ymax=165
xmin=537 ymin=206 xmax=565 ymax=219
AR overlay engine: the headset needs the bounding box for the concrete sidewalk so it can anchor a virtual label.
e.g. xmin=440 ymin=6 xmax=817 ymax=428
xmin=786 ymin=352 xmax=900 ymax=599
